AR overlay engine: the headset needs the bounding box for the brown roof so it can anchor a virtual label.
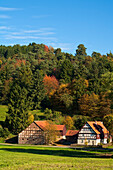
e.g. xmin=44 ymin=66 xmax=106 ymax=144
xmin=34 ymin=121 xmax=49 ymax=130
xmin=87 ymin=121 xmax=109 ymax=134
xmin=34 ymin=121 xmax=65 ymax=131
xmin=54 ymin=125 xmax=65 ymax=131
xmin=66 ymin=130 xmax=79 ymax=136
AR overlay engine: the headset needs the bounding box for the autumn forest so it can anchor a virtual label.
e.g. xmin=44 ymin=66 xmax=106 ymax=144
xmin=0 ymin=43 xmax=113 ymax=135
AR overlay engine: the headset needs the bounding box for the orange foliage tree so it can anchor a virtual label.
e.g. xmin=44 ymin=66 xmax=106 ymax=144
xmin=43 ymin=75 xmax=59 ymax=94
xmin=44 ymin=45 xmax=49 ymax=52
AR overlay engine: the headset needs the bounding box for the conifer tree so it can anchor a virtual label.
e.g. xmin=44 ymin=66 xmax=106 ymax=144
xmin=31 ymin=69 xmax=45 ymax=109
xmin=60 ymin=59 xmax=74 ymax=83
xmin=5 ymin=64 xmax=33 ymax=134
xmin=5 ymin=83 xmax=30 ymax=134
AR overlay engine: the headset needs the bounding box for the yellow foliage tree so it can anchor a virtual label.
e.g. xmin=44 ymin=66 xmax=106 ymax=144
xmin=63 ymin=116 xmax=74 ymax=130
xmin=28 ymin=113 xmax=34 ymax=125
xmin=44 ymin=121 xmax=58 ymax=144
xmin=0 ymin=59 xmax=2 ymax=65
xmin=78 ymin=93 xmax=99 ymax=118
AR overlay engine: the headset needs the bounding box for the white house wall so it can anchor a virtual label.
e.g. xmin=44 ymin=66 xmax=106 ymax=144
xmin=96 ymin=139 xmax=100 ymax=145
xmin=78 ymin=123 xmax=100 ymax=145
xmin=103 ymin=138 xmax=107 ymax=144
xmin=78 ymin=123 xmax=96 ymax=141
xmin=78 ymin=139 xmax=98 ymax=145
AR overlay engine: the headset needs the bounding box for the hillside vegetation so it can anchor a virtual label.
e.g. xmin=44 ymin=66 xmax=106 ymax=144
xmin=0 ymin=105 xmax=7 ymax=121
xmin=0 ymin=43 xmax=113 ymax=135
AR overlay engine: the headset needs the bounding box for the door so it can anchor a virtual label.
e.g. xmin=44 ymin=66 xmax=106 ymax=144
xmin=92 ymin=141 xmax=94 ymax=145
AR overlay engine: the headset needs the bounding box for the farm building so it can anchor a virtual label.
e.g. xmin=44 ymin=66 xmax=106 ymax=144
xmin=18 ymin=121 xmax=66 ymax=144
xmin=66 ymin=130 xmax=79 ymax=143
xmin=53 ymin=124 xmax=66 ymax=139
xmin=77 ymin=121 xmax=110 ymax=145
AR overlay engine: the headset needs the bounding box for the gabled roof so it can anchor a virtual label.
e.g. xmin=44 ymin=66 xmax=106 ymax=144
xmin=66 ymin=130 xmax=79 ymax=136
xmin=34 ymin=121 xmax=49 ymax=130
xmin=87 ymin=121 xmax=109 ymax=134
xmin=34 ymin=121 xmax=65 ymax=131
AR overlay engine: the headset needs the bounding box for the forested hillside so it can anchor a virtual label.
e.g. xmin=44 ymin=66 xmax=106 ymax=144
xmin=0 ymin=43 xmax=113 ymax=135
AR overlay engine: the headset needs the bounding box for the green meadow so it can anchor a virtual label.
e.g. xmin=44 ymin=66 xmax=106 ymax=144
xmin=0 ymin=105 xmax=8 ymax=122
xmin=0 ymin=145 xmax=113 ymax=170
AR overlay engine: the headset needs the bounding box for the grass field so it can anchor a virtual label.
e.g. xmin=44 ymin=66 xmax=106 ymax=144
xmin=0 ymin=105 xmax=8 ymax=121
xmin=0 ymin=145 xmax=113 ymax=170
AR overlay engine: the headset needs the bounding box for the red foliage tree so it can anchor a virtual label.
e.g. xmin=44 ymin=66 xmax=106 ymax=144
xmin=14 ymin=59 xmax=26 ymax=68
xmin=44 ymin=45 xmax=49 ymax=53
xmin=43 ymin=75 xmax=59 ymax=94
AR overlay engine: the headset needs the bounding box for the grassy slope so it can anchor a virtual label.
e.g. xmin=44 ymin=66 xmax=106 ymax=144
xmin=0 ymin=105 xmax=8 ymax=121
xmin=0 ymin=145 xmax=113 ymax=170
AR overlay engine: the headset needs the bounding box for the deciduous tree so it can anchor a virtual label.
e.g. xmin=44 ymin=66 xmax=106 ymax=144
xmin=43 ymin=75 xmax=59 ymax=94
xmin=63 ymin=116 xmax=74 ymax=130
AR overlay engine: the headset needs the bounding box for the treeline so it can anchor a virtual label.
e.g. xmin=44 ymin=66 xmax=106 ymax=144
xmin=0 ymin=43 xmax=113 ymax=134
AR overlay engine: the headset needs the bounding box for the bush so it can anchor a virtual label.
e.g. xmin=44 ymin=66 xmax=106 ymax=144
xmin=73 ymin=115 xmax=89 ymax=130
xmin=0 ymin=126 xmax=10 ymax=138
xmin=44 ymin=108 xmax=53 ymax=120
xmin=34 ymin=114 xmax=39 ymax=120
xmin=53 ymin=111 xmax=64 ymax=125
xmin=53 ymin=111 xmax=62 ymax=119
xmin=107 ymin=137 xmax=110 ymax=143
xmin=98 ymin=142 xmax=103 ymax=146
xmin=84 ymin=138 xmax=88 ymax=145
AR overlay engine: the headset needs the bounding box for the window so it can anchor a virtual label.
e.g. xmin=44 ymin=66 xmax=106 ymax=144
xmin=81 ymin=140 xmax=83 ymax=143
xmin=88 ymin=140 xmax=90 ymax=143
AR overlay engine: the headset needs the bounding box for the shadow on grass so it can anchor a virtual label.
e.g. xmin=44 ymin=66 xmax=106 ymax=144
xmin=0 ymin=147 xmax=113 ymax=158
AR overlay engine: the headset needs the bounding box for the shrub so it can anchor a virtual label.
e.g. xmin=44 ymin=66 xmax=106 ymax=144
xmin=44 ymin=108 xmax=53 ymax=120
xmin=84 ymin=138 xmax=88 ymax=145
xmin=0 ymin=126 xmax=10 ymax=138
xmin=34 ymin=114 xmax=39 ymax=120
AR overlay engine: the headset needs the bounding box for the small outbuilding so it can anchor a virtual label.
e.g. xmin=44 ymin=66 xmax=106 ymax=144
xmin=66 ymin=130 xmax=79 ymax=143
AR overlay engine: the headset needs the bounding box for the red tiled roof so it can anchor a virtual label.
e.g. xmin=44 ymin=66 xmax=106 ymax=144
xmin=54 ymin=125 xmax=65 ymax=131
xmin=66 ymin=130 xmax=79 ymax=136
xmin=34 ymin=121 xmax=65 ymax=131
xmin=34 ymin=121 xmax=49 ymax=130
xmin=87 ymin=121 xmax=109 ymax=134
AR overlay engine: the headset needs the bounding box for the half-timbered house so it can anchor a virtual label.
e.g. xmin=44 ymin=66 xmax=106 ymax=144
xmin=77 ymin=121 xmax=109 ymax=145
xmin=18 ymin=121 xmax=66 ymax=144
